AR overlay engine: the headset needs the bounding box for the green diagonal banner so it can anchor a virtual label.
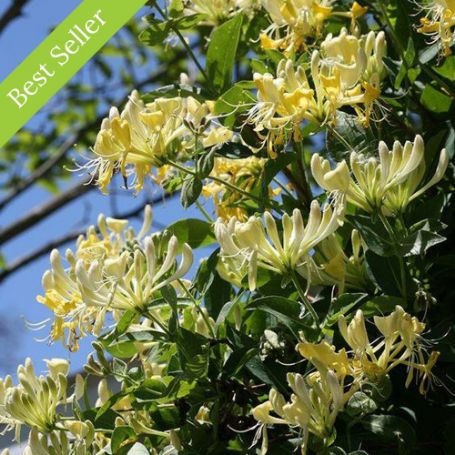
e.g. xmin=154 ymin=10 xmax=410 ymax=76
xmin=0 ymin=0 xmax=149 ymax=148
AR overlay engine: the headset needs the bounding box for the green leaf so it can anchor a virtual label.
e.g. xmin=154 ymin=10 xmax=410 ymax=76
xmin=433 ymin=56 xmax=455 ymax=81
xmin=214 ymin=81 xmax=256 ymax=127
xmin=326 ymin=112 xmax=378 ymax=161
xmin=150 ymin=406 xmax=181 ymax=430
xmin=196 ymin=250 xmax=233 ymax=318
xmin=134 ymin=378 xmax=168 ymax=401
xmin=360 ymin=295 xmax=404 ymax=318
xmin=116 ymin=311 xmax=137 ymax=336
xmin=143 ymin=83 xmax=206 ymax=103
xmin=105 ymin=340 xmax=138 ymax=359
xmin=399 ymin=228 xmax=446 ymax=257
xmin=263 ymin=152 xmax=296 ymax=186
xmin=346 ymin=391 xmax=378 ymax=417
xmin=176 ymin=328 xmax=210 ymax=378
xmin=166 ymin=218 xmax=215 ymax=249
xmin=196 ymin=148 xmax=215 ymax=178
xmin=365 ymin=251 xmax=403 ymax=297
xmin=206 ymin=14 xmax=243 ymax=92
xmin=420 ymin=85 xmax=453 ymax=113
xmin=168 ymin=0 xmax=184 ymax=17
xmin=361 ymin=414 xmax=416 ymax=454
xmin=348 ymin=215 xmax=394 ymax=257
xmin=180 ymin=177 xmax=203 ymax=208
xmin=325 ymin=293 xmax=369 ymax=327
xmin=139 ymin=18 xmax=170 ymax=46
xmin=162 ymin=285 xmax=178 ymax=312
xmin=246 ymin=356 xmax=290 ymax=395
xmin=247 ymin=296 xmax=314 ymax=338
xmin=112 ymin=426 xmax=137 ymax=453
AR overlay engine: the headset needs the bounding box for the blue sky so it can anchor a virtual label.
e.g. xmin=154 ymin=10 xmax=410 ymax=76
xmin=0 ymin=0 xmax=207 ymax=376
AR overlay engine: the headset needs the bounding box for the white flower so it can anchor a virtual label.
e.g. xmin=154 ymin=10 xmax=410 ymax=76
xmin=311 ymin=135 xmax=449 ymax=214
xmin=0 ymin=359 xmax=69 ymax=436
xmin=417 ymin=0 xmax=455 ymax=56
xmin=86 ymin=91 xmax=232 ymax=193
xmin=215 ymin=200 xmax=344 ymax=290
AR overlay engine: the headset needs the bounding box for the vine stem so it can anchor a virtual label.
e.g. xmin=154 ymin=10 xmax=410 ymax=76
xmin=167 ymin=159 xmax=269 ymax=206
xmin=273 ymin=177 xmax=294 ymax=198
xmin=378 ymin=211 xmax=407 ymax=301
xmin=196 ymin=200 xmax=214 ymax=222
xmin=291 ymin=270 xmax=320 ymax=325
xmin=293 ymin=140 xmax=313 ymax=207
xmin=141 ymin=308 xmax=170 ymax=336
xmin=152 ymin=1 xmax=214 ymax=92
xmin=178 ymin=279 xmax=216 ymax=338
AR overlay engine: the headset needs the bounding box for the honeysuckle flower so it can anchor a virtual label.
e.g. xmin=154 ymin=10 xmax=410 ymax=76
xmin=37 ymin=206 xmax=153 ymax=350
xmin=202 ymin=156 xmax=268 ymax=220
xmin=21 ymin=424 xmax=104 ymax=455
xmin=0 ymin=359 xmax=69 ymax=437
xmin=339 ymin=307 xmax=438 ymax=393
xmin=215 ymin=199 xmax=345 ymax=290
xmin=37 ymin=206 xmax=193 ymax=350
xmin=417 ymin=0 xmax=455 ymax=56
xmin=252 ymin=368 xmax=349 ymax=453
xmin=311 ymin=135 xmax=449 ymax=215
xmin=248 ymin=59 xmax=320 ymax=154
xmin=315 ymin=29 xmax=386 ymax=126
xmin=260 ymin=0 xmax=334 ymax=54
xmin=75 ymin=234 xmax=193 ymax=312
xmin=85 ymin=90 xmax=233 ymax=193
xmin=296 ymin=307 xmax=439 ymax=395
xmin=184 ymin=0 xmax=259 ymax=24
xmin=304 ymin=229 xmax=369 ymax=291
xmin=260 ymin=1 xmax=369 ymax=55
xmin=247 ymin=31 xmax=386 ymax=153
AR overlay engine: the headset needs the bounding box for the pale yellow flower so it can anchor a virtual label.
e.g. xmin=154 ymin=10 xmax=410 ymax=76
xmin=252 ymin=368 xmax=350 ymax=453
xmin=260 ymin=0 xmax=334 ymax=54
xmin=297 ymin=307 xmax=439 ymax=395
xmin=248 ymin=31 xmax=386 ymax=153
xmin=315 ymin=29 xmax=386 ymax=126
xmin=87 ymin=91 xmax=232 ymax=193
xmin=417 ymin=0 xmax=455 ymax=56
xmin=202 ymin=156 xmax=267 ymax=220
xmin=37 ymin=206 xmax=193 ymax=350
xmin=305 ymin=229 xmax=369 ymax=291
xmin=311 ymin=135 xmax=449 ymax=215
xmin=184 ymin=0 xmax=260 ymax=24
xmin=215 ymin=200 xmax=344 ymax=290
xmin=37 ymin=207 xmax=153 ymax=350
xmin=0 ymin=359 xmax=70 ymax=436
xmin=260 ymin=0 xmax=369 ymax=55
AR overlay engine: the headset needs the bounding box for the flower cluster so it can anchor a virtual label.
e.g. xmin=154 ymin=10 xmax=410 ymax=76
xmin=248 ymin=29 xmax=386 ymax=153
xmin=311 ymin=135 xmax=449 ymax=215
xmin=202 ymin=156 xmax=268 ymax=220
xmin=86 ymin=90 xmax=232 ymax=193
xmin=215 ymin=200 xmax=344 ymax=291
xmin=260 ymin=0 xmax=368 ymax=55
xmin=253 ymin=306 xmax=439 ymax=453
xmin=417 ymin=0 xmax=455 ymax=56
xmin=37 ymin=206 xmax=193 ymax=350
xmin=0 ymin=359 xmax=74 ymax=437
xmin=307 ymin=229 xmax=369 ymax=291
xmin=184 ymin=0 xmax=259 ymax=24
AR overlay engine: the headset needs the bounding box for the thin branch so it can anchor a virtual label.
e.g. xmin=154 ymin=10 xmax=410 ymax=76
xmin=0 ymin=177 xmax=94 ymax=246
xmin=0 ymin=192 xmax=176 ymax=283
xmin=0 ymin=0 xmax=30 ymax=37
